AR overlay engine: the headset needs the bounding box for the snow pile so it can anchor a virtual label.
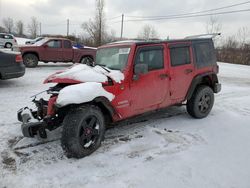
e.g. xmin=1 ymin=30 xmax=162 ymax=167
xmin=56 ymin=82 xmax=115 ymax=107
xmin=54 ymin=64 xmax=107 ymax=83
xmin=51 ymin=64 xmax=124 ymax=83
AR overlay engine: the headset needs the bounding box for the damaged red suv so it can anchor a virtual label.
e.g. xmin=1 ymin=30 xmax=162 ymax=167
xmin=18 ymin=38 xmax=221 ymax=158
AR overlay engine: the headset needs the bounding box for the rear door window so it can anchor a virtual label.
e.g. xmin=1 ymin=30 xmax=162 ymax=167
xmin=47 ymin=40 xmax=62 ymax=48
xmin=64 ymin=40 xmax=72 ymax=49
xmin=170 ymin=46 xmax=191 ymax=66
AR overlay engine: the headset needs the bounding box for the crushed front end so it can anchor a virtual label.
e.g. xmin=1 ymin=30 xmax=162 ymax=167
xmin=17 ymin=84 xmax=68 ymax=138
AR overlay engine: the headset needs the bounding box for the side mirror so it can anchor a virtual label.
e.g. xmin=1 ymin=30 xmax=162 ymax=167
xmin=133 ymin=63 xmax=148 ymax=80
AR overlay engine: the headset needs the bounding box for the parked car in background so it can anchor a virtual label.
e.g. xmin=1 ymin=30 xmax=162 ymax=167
xmin=0 ymin=33 xmax=17 ymax=48
xmin=19 ymin=38 xmax=96 ymax=68
xmin=0 ymin=50 xmax=25 ymax=80
xmin=25 ymin=37 xmax=44 ymax=45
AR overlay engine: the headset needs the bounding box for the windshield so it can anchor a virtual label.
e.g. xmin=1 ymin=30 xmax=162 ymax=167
xmin=95 ymin=47 xmax=130 ymax=71
xmin=35 ymin=38 xmax=49 ymax=46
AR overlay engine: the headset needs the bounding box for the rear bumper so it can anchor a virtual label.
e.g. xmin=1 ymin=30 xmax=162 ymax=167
xmin=0 ymin=63 xmax=25 ymax=80
xmin=214 ymin=83 xmax=221 ymax=93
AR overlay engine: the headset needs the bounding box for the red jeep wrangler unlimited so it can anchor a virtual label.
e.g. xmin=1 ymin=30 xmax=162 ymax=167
xmin=18 ymin=38 xmax=221 ymax=158
xmin=19 ymin=38 xmax=96 ymax=68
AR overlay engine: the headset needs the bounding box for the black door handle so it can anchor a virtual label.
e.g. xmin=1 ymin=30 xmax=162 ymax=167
xmin=185 ymin=69 xmax=193 ymax=74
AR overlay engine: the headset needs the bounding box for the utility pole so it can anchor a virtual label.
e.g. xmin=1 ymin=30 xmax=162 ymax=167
xmin=39 ymin=22 xmax=42 ymax=36
xmin=67 ymin=19 xmax=69 ymax=36
xmin=99 ymin=15 xmax=102 ymax=46
xmin=120 ymin=14 xmax=124 ymax=40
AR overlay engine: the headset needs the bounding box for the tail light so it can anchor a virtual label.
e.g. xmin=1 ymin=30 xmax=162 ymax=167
xmin=15 ymin=54 xmax=23 ymax=63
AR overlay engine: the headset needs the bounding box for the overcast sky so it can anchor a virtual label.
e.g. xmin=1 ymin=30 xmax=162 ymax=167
xmin=0 ymin=0 xmax=250 ymax=39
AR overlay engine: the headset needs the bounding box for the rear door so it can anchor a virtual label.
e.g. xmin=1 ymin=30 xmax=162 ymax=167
xmin=129 ymin=44 xmax=170 ymax=114
xmin=62 ymin=40 xmax=74 ymax=62
xmin=41 ymin=39 xmax=63 ymax=62
xmin=168 ymin=43 xmax=195 ymax=101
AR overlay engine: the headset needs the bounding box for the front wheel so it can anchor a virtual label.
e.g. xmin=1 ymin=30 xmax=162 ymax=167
xmin=61 ymin=105 xmax=105 ymax=158
xmin=187 ymin=86 xmax=214 ymax=119
xmin=23 ymin=54 xmax=39 ymax=68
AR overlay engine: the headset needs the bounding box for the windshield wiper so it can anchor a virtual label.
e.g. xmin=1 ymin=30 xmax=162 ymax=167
xmin=95 ymin=64 xmax=110 ymax=73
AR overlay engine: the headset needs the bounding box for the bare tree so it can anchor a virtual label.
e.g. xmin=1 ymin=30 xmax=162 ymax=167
xmin=205 ymin=16 xmax=222 ymax=34
xmin=237 ymin=26 xmax=250 ymax=48
xmin=16 ymin=20 xmax=24 ymax=36
xmin=137 ymin=24 xmax=159 ymax=40
xmin=205 ymin=16 xmax=222 ymax=47
xmin=81 ymin=0 xmax=107 ymax=46
xmin=0 ymin=26 xmax=5 ymax=32
xmin=28 ymin=17 xmax=39 ymax=38
xmin=2 ymin=17 xmax=14 ymax=33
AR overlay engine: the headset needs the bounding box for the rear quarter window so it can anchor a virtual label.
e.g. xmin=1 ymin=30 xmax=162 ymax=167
xmin=194 ymin=41 xmax=216 ymax=68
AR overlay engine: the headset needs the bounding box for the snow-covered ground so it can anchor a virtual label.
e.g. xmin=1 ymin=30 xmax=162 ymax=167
xmin=1 ymin=62 xmax=250 ymax=188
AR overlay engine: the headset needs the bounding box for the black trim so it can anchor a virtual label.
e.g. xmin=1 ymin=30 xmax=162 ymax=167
xmin=186 ymin=73 xmax=220 ymax=100
xmin=94 ymin=97 xmax=116 ymax=117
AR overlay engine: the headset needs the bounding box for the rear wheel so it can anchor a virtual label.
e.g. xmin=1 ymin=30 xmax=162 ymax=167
xmin=80 ymin=56 xmax=93 ymax=66
xmin=61 ymin=105 xmax=105 ymax=158
xmin=5 ymin=43 xmax=12 ymax=48
xmin=187 ymin=86 xmax=214 ymax=119
xmin=23 ymin=54 xmax=39 ymax=68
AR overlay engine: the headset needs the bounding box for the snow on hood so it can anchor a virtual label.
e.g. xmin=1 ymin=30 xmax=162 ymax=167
xmin=47 ymin=64 xmax=124 ymax=83
xmin=56 ymin=82 xmax=115 ymax=107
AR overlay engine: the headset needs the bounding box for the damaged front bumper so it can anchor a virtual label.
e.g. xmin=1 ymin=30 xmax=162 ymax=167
xmin=17 ymin=107 xmax=47 ymax=138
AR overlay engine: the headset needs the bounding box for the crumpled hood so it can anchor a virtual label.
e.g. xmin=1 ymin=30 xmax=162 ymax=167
xmin=44 ymin=64 xmax=124 ymax=84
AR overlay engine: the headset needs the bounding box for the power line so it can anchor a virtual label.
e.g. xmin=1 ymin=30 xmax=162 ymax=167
xmin=124 ymin=8 xmax=250 ymax=22
xmin=107 ymin=15 xmax=121 ymax=20
xmin=126 ymin=0 xmax=250 ymax=19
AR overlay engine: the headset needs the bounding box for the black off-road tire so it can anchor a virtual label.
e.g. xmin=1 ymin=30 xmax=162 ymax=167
xmin=187 ymin=85 xmax=214 ymax=119
xmin=23 ymin=54 xmax=39 ymax=68
xmin=61 ymin=105 xmax=105 ymax=158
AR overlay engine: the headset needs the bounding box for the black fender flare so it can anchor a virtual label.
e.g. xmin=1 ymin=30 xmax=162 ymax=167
xmin=93 ymin=97 xmax=116 ymax=120
xmin=186 ymin=72 xmax=219 ymax=100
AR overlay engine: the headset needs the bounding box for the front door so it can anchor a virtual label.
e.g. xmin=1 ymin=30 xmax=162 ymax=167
xmin=130 ymin=45 xmax=170 ymax=114
xmin=41 ymin=39 xmax=63 ymax=62
xmin=168 ymin=43 xmax=195 ymax=101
